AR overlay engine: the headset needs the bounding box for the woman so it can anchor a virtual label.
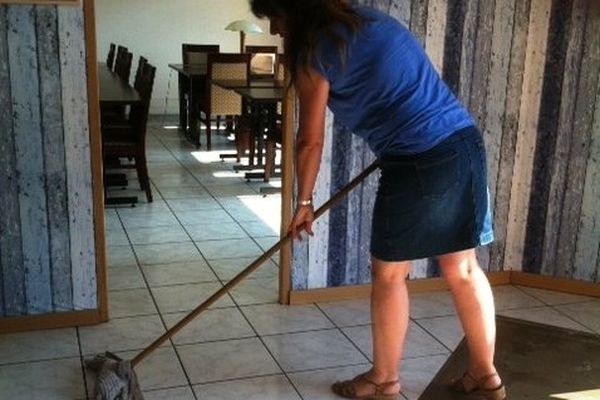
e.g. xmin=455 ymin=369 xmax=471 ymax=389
xmin=250 ymin=1 xmax=505 ymax=399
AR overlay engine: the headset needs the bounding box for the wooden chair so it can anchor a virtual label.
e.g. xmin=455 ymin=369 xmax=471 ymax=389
xmin=182 ymin=44 xmax=220 ymax=65
xmin=134 ymin=56 xmax=148 ymax=87
xmin=102 ymin=55 xmax=147 ymax=126
xmin=263 ymin=55 xmax=286 ymax=180
xmin=113 ymin=45 xmax=128 ymax=71
xmin=180 ymin=44 xmax=220 ymax=133
xmin=234 ymin=55 xmax=286 ymax=164
xmin=115 ymin=50 xmax=133 ymax=83
xmin=245 ymin=45 xmax=278 ymax=80
xmin=106 ymin=43 xmax=116 ymax=70
xmin=102 ymin=62 xmax=156 ymax=202
xmin=199 ymin=53 xmax=250 ymax=150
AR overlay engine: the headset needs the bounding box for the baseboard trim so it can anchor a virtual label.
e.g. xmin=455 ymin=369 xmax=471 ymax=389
xmin=509 ymin=271 xmax=600 ymax=298
xmin=290 ymin=271 xmax=511 ymax=305
xmin=0 ymin=310 xmax=104 ymax=334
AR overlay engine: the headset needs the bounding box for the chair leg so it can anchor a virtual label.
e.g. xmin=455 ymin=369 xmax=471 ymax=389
xmin=265 ymin=135 xmax=276 ymax=182
xmin=135 ymin=154 xmax=153 ymax=203
xmin=206 ymin=117 xmax=212 ymax=151
xmin=235 ymin=116 xmax=252 ymax=163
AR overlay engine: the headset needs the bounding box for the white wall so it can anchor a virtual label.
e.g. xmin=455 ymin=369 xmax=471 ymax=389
xmin=95 ymin=0 xmax=282 ymax=114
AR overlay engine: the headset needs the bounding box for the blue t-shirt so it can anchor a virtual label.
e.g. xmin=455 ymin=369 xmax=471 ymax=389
xmin=311 ymin=6 xmax=474 ymax=157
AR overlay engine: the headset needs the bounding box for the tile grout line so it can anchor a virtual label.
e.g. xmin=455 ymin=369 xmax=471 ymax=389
xmin=512 ymin=285 xmax=599 ymax=332
xmin=230 ymin=299 xmax=307 ymax=400
xmin=141 ymin=129 xmax=285 ymax=397
xmin=76 ymin=327 xmax=91 ymax=400
xmin=151 ymin=122 xmax=284 ymax=269
xmin=114 ymin=209 xmax=200 ymax=400
xmin=410 ymin=317 xmax=456 ymax=354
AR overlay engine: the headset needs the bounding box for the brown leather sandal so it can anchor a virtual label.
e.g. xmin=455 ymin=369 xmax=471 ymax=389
xmin=450 ymin=371 xmax=506 ymax=399
xmin=331 ymin=372 xmax=400 ymax=399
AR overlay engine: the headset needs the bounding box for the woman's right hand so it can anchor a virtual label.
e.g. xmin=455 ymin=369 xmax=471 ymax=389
xmin=288 ymin=205 xmax=315 ymax=240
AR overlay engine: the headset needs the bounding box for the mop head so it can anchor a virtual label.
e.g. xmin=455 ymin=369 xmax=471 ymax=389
xmin=85 ymin=352 xmax=144 ymax=400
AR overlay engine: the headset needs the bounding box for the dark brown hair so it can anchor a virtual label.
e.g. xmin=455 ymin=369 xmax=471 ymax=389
xmin=250 ymin=0 xmax=363 ymax=85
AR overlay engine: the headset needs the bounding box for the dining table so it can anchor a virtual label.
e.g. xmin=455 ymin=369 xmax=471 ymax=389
xmin=168 ymin=63 xmax=207 ymax=147
xmin=230 ymin=86 xmax=284 ymax=182
xmin=98 ymin=63 xmax=141 ymax=106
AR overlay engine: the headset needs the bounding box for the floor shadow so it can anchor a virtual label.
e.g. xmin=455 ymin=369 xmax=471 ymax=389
xmin=420 ymin=316 xmax=600 ymax=399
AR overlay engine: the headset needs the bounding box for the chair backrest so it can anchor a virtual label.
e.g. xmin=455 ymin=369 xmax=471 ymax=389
xmin=245 ymin=45 xmax=278 ymax=78
xmin=106 ymin=43 xmax=116 ymax=70
xmin=182 ymin=44 xmax=220 ymax=65
xmin=115 ymin=51 xmax=133 ymax=83
xmin=130 ymin=62 xmax=156 ymax=144
xmin=134 ymin=56 xmax=148 ymax=88
xmin=207 ymin=53 xmax=250 ymax=117
xmin=114 ymin=45 xmax=128 ymax=70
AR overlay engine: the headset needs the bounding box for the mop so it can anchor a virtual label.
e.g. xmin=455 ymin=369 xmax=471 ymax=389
xmin=86 ymin=161 xmax=379 ymax=400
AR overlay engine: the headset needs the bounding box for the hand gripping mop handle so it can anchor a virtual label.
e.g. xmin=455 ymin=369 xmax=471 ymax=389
xmin=131 ymin=161 xmax=379 ymax=367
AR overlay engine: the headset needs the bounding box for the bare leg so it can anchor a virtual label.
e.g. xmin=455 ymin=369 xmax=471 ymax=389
xmin=337 ymin=256 xmax=408 ymax=397
xmin=438 ymin=248 xmax=502 ymax=389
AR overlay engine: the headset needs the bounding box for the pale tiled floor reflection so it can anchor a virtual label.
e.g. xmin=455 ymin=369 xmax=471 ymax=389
xmin=1 ymin=121 xmax=599 ymax=400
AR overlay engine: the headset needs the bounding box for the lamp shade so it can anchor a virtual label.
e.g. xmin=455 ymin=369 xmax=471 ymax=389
xmin=225 ymin=20 xmax=263 ymax=34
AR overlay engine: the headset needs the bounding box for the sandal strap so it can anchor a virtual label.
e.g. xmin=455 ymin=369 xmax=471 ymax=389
xmin=476 ymin=372 xmax=499 ymax=386
xmin=360 ymin=375 xmax=400 ymax=395
xmin=341 ymin=374 xmax=399 ymax=397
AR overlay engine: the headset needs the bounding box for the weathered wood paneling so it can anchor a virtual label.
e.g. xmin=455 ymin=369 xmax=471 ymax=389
xmin=307 ymin=108 xmax=334 ymax=289
xmin=424 ymin=0 xmax=446 ymax=74
xmin=457 ymin=0 xmax=480 ymax=108
xmin=469 ymin=0 xmax=495 ymax=129
xmin=409 ymin=0 xmax=428 ymax=46
xmin=489 ymin=0 xmax=531 ymax=272
xmin=540 ymin=0 xmax=587 ymax=275
xmin=0 ymin=2 xmax=99 ymax=317
xmin=36 ymin=5 xmax=73 ymax=312
xmin=58 ymin=5 xmax=97 ymax=310
xmin=524 ymin=0 xmax=574 ymax=274
xmin=504 ymin=0 xmax=551 ymax=270
xmin=7 ymin=5 xmax=53 ymax=315
xmin=443 ymin=1 xmax=467 ymax=95
xmin=326 ymin=122 xmax=352 ymax=287
xmin=0 ymin=5 xmax=26 ymax=317
xmin=483 ymin=0 xmax=515 ymax=219
xmin=556 ymin=1 xmax=600 ymax=278
xmin=343 ymin=134 xmax=366 ymax=284
xmin=574 ymin=51 xmax=600 ymax=282
xmin=389 ymin=0 xmax=411 ymax=26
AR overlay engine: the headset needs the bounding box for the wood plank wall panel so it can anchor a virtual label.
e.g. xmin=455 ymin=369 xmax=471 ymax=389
xmin=488 ymin=0 xmax=531 ymax=272
xmin=58 ymin=5 xmax=96 ymax=309
xmin=36 ymin=5 xmax=73 ymax=312
xmin=504 ymin=0 xmax=551 ymax=270
xmin=409 ymin=0 xmax=428 ymax=46
xmin=307 ymin=108 xmax=334 ymax=289
xmin=483 ymin=0 xmax=515 ymax=218
xmin=0 ymin=6 xmax=26 ymax=316
xmin=288 ymin=0 xmax=600 ymax=289
xmin=457 ymin=0 xmax=479 ymax=108
xmin=7 ymin=5 xmax=53 ymax=314
xmin=574 ymin=67 xmax=600 ymax=282
xmin=0 ymin=2 xmax=98 ymax=317
xmin=424 ymin=0 xmax=446 ymax=73
xmin=556 ymin=1 xmax=600 ymax=279
xmin=538 ymin=0 xmax=583 ymax=275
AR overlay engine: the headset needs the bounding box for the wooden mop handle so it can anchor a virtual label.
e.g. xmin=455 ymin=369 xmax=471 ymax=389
xmin=131 ymin=161 xmax=379 ymax=367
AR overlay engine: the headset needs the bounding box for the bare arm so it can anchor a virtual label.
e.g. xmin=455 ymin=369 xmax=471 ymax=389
xmin=289 ymin=67 xmax=330 ymax=239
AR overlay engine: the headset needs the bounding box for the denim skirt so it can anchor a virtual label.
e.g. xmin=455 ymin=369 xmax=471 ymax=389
xmin=370 ymin=126 xmax=494 ymax=262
